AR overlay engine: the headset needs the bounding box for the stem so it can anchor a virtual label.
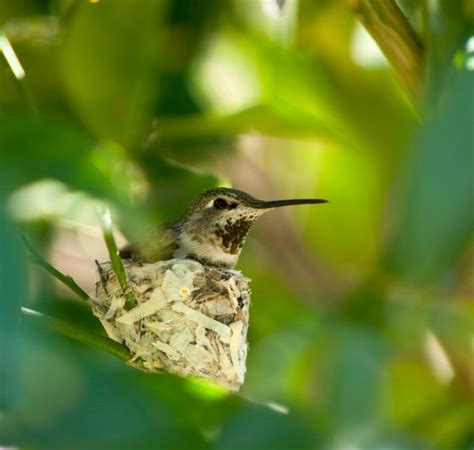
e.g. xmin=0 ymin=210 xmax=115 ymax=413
xmin=22 ymin=235 xmax=89 ymax=302
xmin=97 ymin=207 xmax=137 ymax=309
xmin=0 ymin=32 xmax=38 ymax=113
xmin=21 ymin=306 xmax=132 ymax=362
xmin=349 ymin=0 xmax=424 ymax=103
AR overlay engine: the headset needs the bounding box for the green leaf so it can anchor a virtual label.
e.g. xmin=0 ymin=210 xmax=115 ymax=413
xmin=0 ymin=114 xmax=140 ymax=205
xmin=0 ymin=198 xmax=27 ymax=440
xmin=59 ymin=0 xmax=166 ymax=147
xmin=386 ymin=71 xmax=474 ymax=283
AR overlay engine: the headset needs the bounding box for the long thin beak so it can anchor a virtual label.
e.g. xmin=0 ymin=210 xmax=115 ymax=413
xmin=256 ymin=198 xmax=329 ymax=209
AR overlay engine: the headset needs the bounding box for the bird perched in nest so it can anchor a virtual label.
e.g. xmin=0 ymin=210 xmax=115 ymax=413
xmin=120 ymin=187 xmax=328 ymax=269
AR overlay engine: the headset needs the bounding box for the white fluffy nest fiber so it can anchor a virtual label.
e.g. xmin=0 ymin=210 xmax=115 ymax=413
xmin=92 ymin=259 xmax=251 ymax=391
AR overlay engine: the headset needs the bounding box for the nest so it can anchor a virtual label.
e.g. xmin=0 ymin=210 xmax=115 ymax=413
xmin=91 ymin=259 xmax=251 ymax=391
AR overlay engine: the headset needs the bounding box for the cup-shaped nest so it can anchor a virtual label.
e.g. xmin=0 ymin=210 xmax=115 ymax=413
xmin=92 ymin=259 xmax=251 ymax=391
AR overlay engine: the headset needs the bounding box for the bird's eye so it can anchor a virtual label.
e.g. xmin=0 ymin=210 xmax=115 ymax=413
xmin=213 ymin=198 xmax=227 ymax=209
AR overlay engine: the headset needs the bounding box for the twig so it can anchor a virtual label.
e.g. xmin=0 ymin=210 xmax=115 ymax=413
xmin=0 ymin=32 xmax=38 ymax=113
xmin=22 ymin=235 xmax=89 ymax=302
xmin=21 ymin=306 xmax=132 ymax=362
xmin=97 ymin=207 xmax=137 ymax=309
xmin=349 ymin=0 xmax=424 ymax=103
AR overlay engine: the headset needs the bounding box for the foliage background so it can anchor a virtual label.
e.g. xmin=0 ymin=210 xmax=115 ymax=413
xmin=0 ymin=0 xmax=473 ymax=449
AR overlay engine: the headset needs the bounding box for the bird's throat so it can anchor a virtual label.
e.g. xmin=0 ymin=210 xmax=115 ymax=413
xmin=174 ymin=217 xmax=256 ymax=268
xmin=214 ymin=218 xmax=253 ymax=255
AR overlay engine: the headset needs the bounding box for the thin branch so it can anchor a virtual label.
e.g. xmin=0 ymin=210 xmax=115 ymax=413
xmin=21 ymin=306 xmax=132 ymax=363
xmin=22 ymin=235 xmax=89 ymax=302
xmin=0 ymin=32 xmax=38 ymax=113
xmin=97 ymin=207 xmax=137 ymax=309
xmin=349 ymin=0 xmax=424 ymax=103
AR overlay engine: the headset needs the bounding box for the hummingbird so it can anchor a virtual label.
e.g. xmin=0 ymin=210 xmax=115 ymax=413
xmin=120 ymin=187 xmax=328 ymax=269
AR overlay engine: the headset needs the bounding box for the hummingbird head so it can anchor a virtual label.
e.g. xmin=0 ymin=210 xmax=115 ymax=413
xmin=174 ymin=187 xmax=328 ymax=269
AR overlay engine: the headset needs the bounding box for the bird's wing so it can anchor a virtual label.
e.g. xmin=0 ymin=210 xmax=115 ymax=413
xmin=119 ymin=225 xmax=178 ymax=263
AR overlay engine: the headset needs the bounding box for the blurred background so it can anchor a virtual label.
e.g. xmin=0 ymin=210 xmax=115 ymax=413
xmin=0 ymin=0 xmax=473 ymax=449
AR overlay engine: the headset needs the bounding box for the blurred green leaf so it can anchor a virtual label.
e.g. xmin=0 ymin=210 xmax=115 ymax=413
xmin=213 ymin=406 xmax=318 ymax=450
xmin=59 ymin=0 xmax=166 ymax=148
xmin=326 ymin=326 xmax=386 ymax=432
xmin=423 ymin=0 xmax=474 ymax=108
xmin=186 ymin=25 xmax=352 ymax=144
xmin=0 ymin=114 xmax=141 ymax=204
xmin=0 ymin=197 xmax=28 ymax=447
xmin=386 ymin=70 xmax=474 ymax=284
xmin=2 ymin=337 xmax=208 ymax=450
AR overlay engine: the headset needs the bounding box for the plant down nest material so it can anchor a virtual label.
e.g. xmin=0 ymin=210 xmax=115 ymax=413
xmin=92 ymin=259 xmax=251 ymax=391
